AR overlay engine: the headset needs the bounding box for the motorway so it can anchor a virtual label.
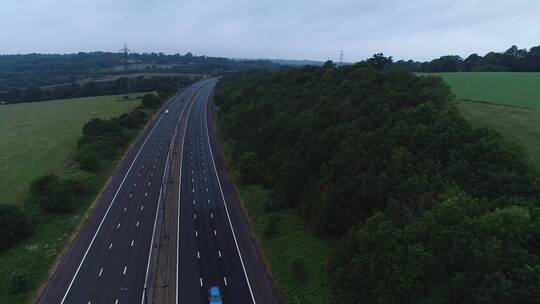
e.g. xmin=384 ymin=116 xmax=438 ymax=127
xmin=38 ymin=79 xmax=277 ymax=304
xmin=177 ymin=82 xmax=255 ymax=303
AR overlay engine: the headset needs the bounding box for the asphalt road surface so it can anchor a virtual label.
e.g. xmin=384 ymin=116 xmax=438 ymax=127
xmin=38 ymin=80 xmax=212 ymax=304
xmin=177 ymin=82 xmax=251 ymax=303
xmin=39 ymin=79 xmax=277 ymax=304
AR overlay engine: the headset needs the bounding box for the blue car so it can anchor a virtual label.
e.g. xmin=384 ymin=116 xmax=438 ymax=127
xmin=209 ymin=286 xmax=223 ymax=304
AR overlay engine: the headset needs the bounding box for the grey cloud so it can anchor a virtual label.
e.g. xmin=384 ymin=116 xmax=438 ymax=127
xmin=1 ymin=0 xmax=539 ymax=61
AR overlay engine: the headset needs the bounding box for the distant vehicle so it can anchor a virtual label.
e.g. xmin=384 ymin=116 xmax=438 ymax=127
xmin=165 ymin=109 xmax=169 ymax=114
xmin=208 ymin=286 xmax=223 ymax=304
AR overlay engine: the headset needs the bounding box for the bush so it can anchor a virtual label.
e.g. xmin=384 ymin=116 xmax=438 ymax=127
xmin=78 ymin=151 xmax=101 ymax=172
xmin=33 ymin=178 xmax=74 ymax=214
xmin=0 ymin=204 xmax=33 ymax=251
xmin=237 ymin=151 xmax=264 ymax=184
xmin=30 ymin=174 xmax=58 ymax=197
xmin=119 ymin=110 xmax=147 ymax=129
xmin=264 ymin=212 xmax=280 ymax=238
xmin=142 ymin=93 xmax=161 ymax=108
xmin=290 ymin=256 xmax=307 ymax=281
xmin=8 ymin=270 xmax=31 ymax=294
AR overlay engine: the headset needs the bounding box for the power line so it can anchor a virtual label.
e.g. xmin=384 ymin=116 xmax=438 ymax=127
xmin=117 ymin=43 xmax=132 ymax=95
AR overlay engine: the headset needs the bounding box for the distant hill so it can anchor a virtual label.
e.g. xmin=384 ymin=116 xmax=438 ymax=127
xmin=232 ymin=57 xmax=327 ymax=66
xmin=0 ymin=52 xmax=279 ymax=90
xmin=269 ymin=59 xmax=325 ymax=66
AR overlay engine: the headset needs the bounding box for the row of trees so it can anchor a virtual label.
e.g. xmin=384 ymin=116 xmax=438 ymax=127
xmin=394 ymin=45 xmax=540 ymax=72
xmin=0 ymin=75 xmax=192 ymax=104
xmin=0 ymin=52 xmax=278 ymax=90
xmin=214 ymin=59 xmax=540 ymax=302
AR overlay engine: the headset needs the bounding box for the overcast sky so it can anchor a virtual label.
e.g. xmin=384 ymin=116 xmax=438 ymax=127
xmin=1 ymin=0 xmax=539 ymax=62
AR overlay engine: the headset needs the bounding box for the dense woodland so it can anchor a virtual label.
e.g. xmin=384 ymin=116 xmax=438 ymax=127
xmin=394 ymin=44 xmax=540 ymax=72
xmin=215 ymin=60 xmax=540 ymax=303
xmin=0 ymin=52 xmax=278 ymax=91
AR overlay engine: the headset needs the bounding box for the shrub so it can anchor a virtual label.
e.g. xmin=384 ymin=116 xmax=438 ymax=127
xmin=8 ymin=270 xmax=31 ymax=294
xmin=142 ymin=93 xmax=161 ymax=108
xmin=36 ymin=179 xmax=74 ymax=214
xmin=0 ymin=204 xmax=33 ymax=251
xmin=30 ymin=174 xmax=58 ymax=197
xmin=237 ymin=151 xmax=264 ymax=184
xmin=264 ymin=213 xmax=281 ymax=238
xmin=290 ymin=256 xmax=307 ymax=281
xmin=119 ymin=110 xmax=147 ymax=129
xmin=78 ymin=151 xmax=101 ymax=172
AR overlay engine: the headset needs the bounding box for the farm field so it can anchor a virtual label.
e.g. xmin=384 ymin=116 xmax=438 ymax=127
xmin=458 ymin=101 xmax=540 ymax=168
xmin=421 ymin=72 xmax=540 ymax=109
xmin=0 ymin=95 xmax=140 ymax=205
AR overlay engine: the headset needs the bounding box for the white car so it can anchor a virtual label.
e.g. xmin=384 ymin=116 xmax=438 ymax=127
xmin=165 ymin=109 xmax=169 ymax=114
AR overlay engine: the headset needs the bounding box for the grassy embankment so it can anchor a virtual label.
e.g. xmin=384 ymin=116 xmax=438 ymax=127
xmin=218 ymin=136 xmax=332 ymax=304
xmin=0 ymin=94 xmax=142 ymax=304
xmin=425 ymin=72 xmax=540 ymax=168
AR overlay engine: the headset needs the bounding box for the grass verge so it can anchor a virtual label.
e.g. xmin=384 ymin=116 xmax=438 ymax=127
xmin=219 ymin=138 xmax=333 ymax=303
xmin=0 ymin=94 xmax=155 ymax=303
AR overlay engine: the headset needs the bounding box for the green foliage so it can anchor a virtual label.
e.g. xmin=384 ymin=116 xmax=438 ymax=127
xmin=33 ymin=177 xmax=74 ymax=214
xmin=394 ymin=44 xmax=540 ymax=72
xmin=332 ymin=194 xmax=540 ymax=304
xmin=119 ymin=110 xmax=147 ymax=129
xmin=264 ymin=212 xmax=280 ymax=238
xmin=216 ymin=65 xmax=539 ymax=237
xmin=237 ymin=151 xmax=264 ymax=184
xmin=7 ymin=270 xmax=31 ymax=295
xmin=216 ymin=64 xmax=540 ymax=302
xmin=0 ymin=94 xmax=155 ymax=303
xmin=366 ymin=53 xmax=393 ymax=70
xmin=290 ymin=256 xmax=307 ymax=281
xmin=457 ymin=100 xmax=540 ymax=168
xmin=0 ymin=204 xmax=33 ymax=251
xmin=0 ymin=52 xmax=276 ymax=94
xmin=141 ymin=93 xmax=162 ymax=108
xmin=76 ymin=109 xmax=145 ymax=172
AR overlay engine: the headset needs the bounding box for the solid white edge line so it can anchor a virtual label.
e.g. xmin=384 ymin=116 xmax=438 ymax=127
xmin=202 ymin=83 xmax=257 ymax=303
xmin=60 ymin=97 xmax=170 ymax=304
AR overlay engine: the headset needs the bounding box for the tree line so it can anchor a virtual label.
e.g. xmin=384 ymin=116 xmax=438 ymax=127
xmin=0 ymin=75 xmax=193 ymax=104
xmin=214 ymin=58 xmax=540 ymax=303
xmin=394 ymin=45 xmax=540 ymax=72
xmin=0 ymin=51 xmax=279 ymax=90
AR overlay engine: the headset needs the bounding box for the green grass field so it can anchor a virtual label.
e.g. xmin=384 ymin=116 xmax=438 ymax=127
xmin=0 ymin=94 xmax=148 ymax=303
xmin=418 ymin=72 xmax=540 ymax=168
xmin=0 ymin=95 xmax=140 ymax=205
xmin=458 ymin=101 xmax=540 ymax=168
xmin=421 ymin=72 xmax=540 ymax=109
